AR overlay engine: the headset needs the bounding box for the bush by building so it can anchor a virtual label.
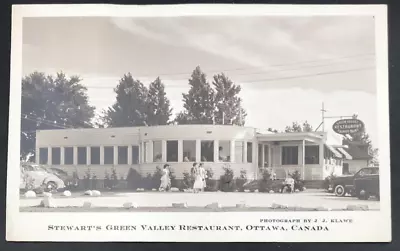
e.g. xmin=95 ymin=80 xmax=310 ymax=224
xmin=219 ymin=164 xmax=236 ymax=192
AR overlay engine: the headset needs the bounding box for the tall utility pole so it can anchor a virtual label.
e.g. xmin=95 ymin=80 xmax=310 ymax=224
xmin=321 ymin=102 xmax=327 ymax=132
xmin=315 ymin=102 xmax=355 ymax=132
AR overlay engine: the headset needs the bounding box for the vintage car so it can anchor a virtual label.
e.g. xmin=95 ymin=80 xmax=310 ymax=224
xmin=46 ymin=167 xmax=78 ymax=189
xmin=20 ymin=162 xmax=65 ymax=192
xmin=328 ymin=167 xmax=379 ymax=197
xmin=354 ymin=169 xmax=379 ymax=200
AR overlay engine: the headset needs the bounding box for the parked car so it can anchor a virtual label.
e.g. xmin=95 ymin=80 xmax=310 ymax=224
xmin=20 ymin=162 xmax=65 ymax=192
xmin=46 ymin=167 xmax=78 ymax=189
xmin=328 ymin=167 xmax=379 ymax=197
xmin=354 ymin=169 xmax=379 ymax=200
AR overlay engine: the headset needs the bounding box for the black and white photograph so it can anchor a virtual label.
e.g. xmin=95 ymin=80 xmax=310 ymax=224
xmin=6 ymin=4 xmax=390 ymax=242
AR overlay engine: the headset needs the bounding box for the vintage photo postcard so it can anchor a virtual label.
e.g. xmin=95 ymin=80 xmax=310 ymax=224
xmin=7 ymin=4 xmax=390 ymax=242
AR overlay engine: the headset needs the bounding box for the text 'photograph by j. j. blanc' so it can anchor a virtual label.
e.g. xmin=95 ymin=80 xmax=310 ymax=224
xmin=7 ymin=4 xmax=391 ymax=242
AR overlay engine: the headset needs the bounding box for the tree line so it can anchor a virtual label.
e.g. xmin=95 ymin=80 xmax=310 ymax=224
xmin=20 ymin=66 xmax=246 ymax=160
xmin=20 ymin=67 xmax=377 ymax=164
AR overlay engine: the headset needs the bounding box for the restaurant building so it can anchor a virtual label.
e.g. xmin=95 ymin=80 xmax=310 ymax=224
xmin=35 ymin=124 xmax=355 ymax=181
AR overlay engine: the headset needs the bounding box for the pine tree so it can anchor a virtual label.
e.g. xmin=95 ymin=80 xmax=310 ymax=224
xmin=146 ymin=77 xmax=172 ymax=125
xmin=102 ymin=73 xmax=148 ymax=127
xmin=175 ymin=66 xmax=215 ymax=124
xmin=212 ymin=73 xmax=246 ymax=125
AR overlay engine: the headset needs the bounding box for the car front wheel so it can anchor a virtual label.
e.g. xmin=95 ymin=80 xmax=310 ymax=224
xmin=357 ymin=189 xmax=369 ymax=200
xmin=334 ymin=185 xmax=346 ymax=197
xmin=45 ymin=181 xmax=58 ymax=193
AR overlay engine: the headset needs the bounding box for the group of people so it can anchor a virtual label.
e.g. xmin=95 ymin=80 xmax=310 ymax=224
xmin=191 ymin=162 xmax=207 ymax=193
xmin=158 ymin=162 xmax=208 ymax=193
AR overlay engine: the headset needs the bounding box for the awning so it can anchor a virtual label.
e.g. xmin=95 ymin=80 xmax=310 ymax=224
xmin=325 ymin=144 xmax=342 ymax=158
xmin=337 ymin=147 xmax=353 ymax=160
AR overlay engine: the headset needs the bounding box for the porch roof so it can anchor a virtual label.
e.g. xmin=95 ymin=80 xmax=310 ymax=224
xmin=256 ymin=132 xmax=324 ymax=143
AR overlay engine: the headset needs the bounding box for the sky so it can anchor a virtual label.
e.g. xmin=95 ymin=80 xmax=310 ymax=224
xmin=22 ymin=16 xmax=379 ymax=147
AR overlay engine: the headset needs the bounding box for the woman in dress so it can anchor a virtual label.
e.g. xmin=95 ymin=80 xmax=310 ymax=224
xmin=192 ymin=164 xmax=204 ymax=193
xmin=199 ymin=163 xmax=207 ymax=192
xmin=159 ymin=164 xmax=171 ymax=192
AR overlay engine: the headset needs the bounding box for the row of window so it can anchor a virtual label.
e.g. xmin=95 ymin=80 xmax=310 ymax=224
xmin=39 ymin=146 xmax=139 ymax=165
xmin=281 ymin=145 xmax=320 ymax=165
xmin=146 ymin=140 xmax=253 ymax=163
xmin=38 ymin=140 xmax=254 ymax=165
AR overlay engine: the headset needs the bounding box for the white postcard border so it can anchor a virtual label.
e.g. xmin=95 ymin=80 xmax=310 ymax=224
xmin=7 ymin=4 xmax=391 ymax=242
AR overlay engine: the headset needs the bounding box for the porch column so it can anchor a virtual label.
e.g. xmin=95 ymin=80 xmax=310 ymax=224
xmin=244 ymin=141 xmax=248 ymax=163
xmin=268 ymin=145 xmax=271 ymax=167
xmin=262 ymin=144 xmax=265 ymax=168
xmin=302 ymin=140 xmax=305 ymax=180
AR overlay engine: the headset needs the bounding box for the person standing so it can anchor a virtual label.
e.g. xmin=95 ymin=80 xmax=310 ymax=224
xmin=199 ymin=163 xmax=207 ymax=192
xmin=193 ymin=163 xmax=203 ymax=193
xmin=159 ymin=164 xmax=171 ymax=192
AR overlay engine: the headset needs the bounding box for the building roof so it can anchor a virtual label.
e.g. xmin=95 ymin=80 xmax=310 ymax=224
xmin=344 ymin=142 xmax=372 ymax=160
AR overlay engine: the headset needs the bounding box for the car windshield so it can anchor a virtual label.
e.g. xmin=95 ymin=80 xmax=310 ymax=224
xmin=357 ymin=168 xmax=379 ymax=176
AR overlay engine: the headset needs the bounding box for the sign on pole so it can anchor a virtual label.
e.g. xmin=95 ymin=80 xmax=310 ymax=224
xmin=332 ymin=119 xmax=364 ymax=135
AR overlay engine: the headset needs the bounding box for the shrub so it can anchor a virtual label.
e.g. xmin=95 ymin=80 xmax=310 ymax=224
xmin=151 ymin=166 xmax=164 ymax=189
xmin=182 ymin=171 xmax=195 ymax=190
xmin=126 ymin=168 xmax=142 ymax=190
xmin=110 ymin=167 xmax=119 ymax=189
xmin=235 ymin=169 xmax=247 ymax=192
xmin=323 ymin=173 xmax=336 ymax=191
xmin=205 ymin=167 xmax=217 ymax=191
xmin=219 ymin=165 xmax=235 ymax=192
xmin=104 ymin=169 xmax=111 ymax=189
xmin=83 ymin=168 xmax=92 ymax=190
xmin=258 ymin=169 xmax=271 ymax=192
xmin=169 ymin=168 xmax=178 ymax=189
xmin=142 ymin=173 xmax=154 ymax=190
xmin=289 ymin=170 xmax=305 ymax=191
xmin=92 ymin=174 xmax=98 ymax=190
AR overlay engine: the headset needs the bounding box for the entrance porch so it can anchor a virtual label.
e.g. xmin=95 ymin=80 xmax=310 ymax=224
xmin=256 ymin=132 xmax=327 ymax=180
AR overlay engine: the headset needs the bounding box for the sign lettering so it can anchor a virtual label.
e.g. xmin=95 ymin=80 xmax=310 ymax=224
xmin=332 ymin=119 xmax=364 ymax=135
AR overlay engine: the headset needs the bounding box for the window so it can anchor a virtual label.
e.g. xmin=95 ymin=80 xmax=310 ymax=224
xmin=39 ymin=148 xmax=48 ymax=165
xmin=247 ymin=142 xmax=253 ymax=163
xmin=77 ymin=147 xmax=87 ymax=165
xmin=183 ymin=140 xmax=196 ymax=162
xmin=258 ymin=144 xmax=263 ymax=167
xmin=167 ymin=140 xmax=178 ymax=162
xmin=153 ymin=141 xmax=162 ymax=162
xmin=52 ymin=147 xmax=61 ymax=165
xmin=91 ymin=147 xmax=100 ymax=165
xmin=201 ymin=140 xmax=214 ymax=162
xmin=132 ymin=145 xmax=139 ymax=164
xmin=64 ymin=147 xmax=73 ymax=165
xmin=104 ymin=146 xmax=114 ymax=165
xmin=305 ymin=145 xmax=319 ymax=164
xmin=219 ymin=141 xmax=230 ymax=162
xmin=118 ymin=146 xmax=128 ymax=164
xmin=282 ymin=146 xmax=298 ymax=165
xmin=235 ymin=141 xmax=244 ymax=163
xmin=343 ymin=163 xmax=350 ymax=175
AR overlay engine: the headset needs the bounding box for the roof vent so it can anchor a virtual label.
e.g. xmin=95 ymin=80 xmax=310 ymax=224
xmin=63 ymin=137 xmax=68 ymax=139
xmin=206 ymin=131 xmax=212 ymax=134
xmin=111 ymin=135 xmax=115 ymax=138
